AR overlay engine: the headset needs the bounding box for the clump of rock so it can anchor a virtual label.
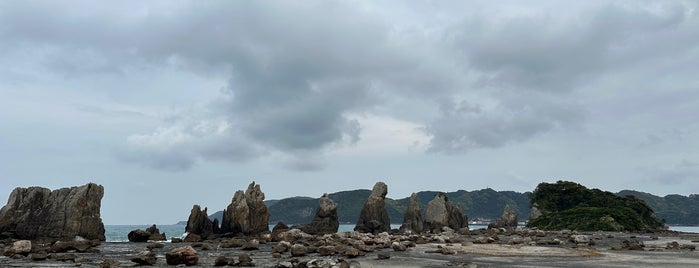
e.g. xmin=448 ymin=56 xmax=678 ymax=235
xmin=128 ymin=224 xmax=167 ymax=242
xmin=221 ymin=181 xmax=271 ymax=236
xmin=354 ymin=182 xmax=391 ymax=234
xmin=0 ymin=183 xmax=106 ymax=241
xmin=400 ymin=193 xmax=424 ymax=233
xmin=297 ymin=193 xmax=340 ymax=235
xmin=488 ymin=205 xmax=518 ymax=231
xmin=424 ymin=192 xmax=468 ymax=232
xmin=165 ymin=245 xmax=198 ymax=266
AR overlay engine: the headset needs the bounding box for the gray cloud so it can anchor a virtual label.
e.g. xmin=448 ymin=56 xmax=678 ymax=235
xmin=2 ymin=0 xmax=699 ymax=171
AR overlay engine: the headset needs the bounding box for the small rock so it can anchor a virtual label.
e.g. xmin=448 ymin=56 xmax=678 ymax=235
xmin=377 ymin=253 xmax=390 ymax=259
xmin=650 ymin=234 xmax=659 ymax=240
xmin=680 ymin=244 xmax=696 ymax=251
xmin=291 ymin=244 xmax=307 ymax=257
xmin=272 ymin=241 xmax=291 ymax=253
xmin=165 ymin=246 xmax=198 ymax=266
xmin=272 ymin=252 xmax=282 ymax=258
xmin=318 ymin=246 xmax=335 ymax=256
xmin=214 ymin=256 xmax=232 ymax=266
xmin=391 ymin=242 xmax=406 ymax=251
xmin=53 ymin=253 xmax=78 ymax=262
xmin=131 ymin=250 xmax=157 ymax=265
xmin=666 ymin=241 xmax=680 ymax=250
xmin=5 ymin=240 xmax=32 ymax=256
xmin=99 ymin=259 xmax=120 ymax=268
xmin=184 ymin=233 xmax=202 ymax=242
xmin=278 ymin=261 xmax=293 ymax=268
xmin=147 ymin=243 xmax=165 ymax=250
xmin=31 ymin=251 xmax=48 ymax=261
xmin=237 ymin=253 xmax=254 ymax=266
xmin=171 ymin=237 xmax=183 ymax=243
xmin=242 ymin=239 xmax=260 ymax=250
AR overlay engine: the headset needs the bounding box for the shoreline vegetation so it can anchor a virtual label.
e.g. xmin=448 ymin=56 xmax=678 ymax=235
xmin=1 ymin=180 xmax=698 ymax=267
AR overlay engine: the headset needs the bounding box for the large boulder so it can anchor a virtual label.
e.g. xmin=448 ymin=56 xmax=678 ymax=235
xmin=400 ymin=193 xmax=424 ymax=233
xmin=220 ymin=182 xmax=270 ymax=235
xmin=185 ymin=205 xmax=215 ymax=239
xmin=165 ymin=246 xmax=198 ymax=266
xmin=354 ymin=182 xmax=391 ymax=234
xmin=127 ymin=229 xmax=151 ymax=242
xmin=0 ymin=183 xmax=105 ymax=241
xmin=488 ymin=205 xmax=518 ymax=231
xmin=299 ymin=194 xmax=339 ymax=235
xmin=424 ymin=193 xmax=468 ymax=231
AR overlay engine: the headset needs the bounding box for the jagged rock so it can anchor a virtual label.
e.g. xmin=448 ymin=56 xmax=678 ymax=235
xmin=165 ymin=245 xmax=198 ymax=266
xmin=299 ymin=194 xmax=340 ymax=235
xmin=145 ymin=224 xmax=166 ymax=241
xmin=488 ymin=205 xmax=518 ymax=231
xmin=221 ymin=182 xmax=270 ymax=235
xmin=424 ymin=193 xmax=468 ymax=231
xmin=131 ymin=250 xmax=157 ymax=265
xmin=0 ymin=183 xmax=105 ymax=241
xmin=354 ymin=182 xmax=391 ymax=234
xmin=400 ymin=193 xmax=424 ymax=234
xmin=127 ymin=229 xmax=151 ymax=242
xmin=185 ymin=205 xmax=214 ymax=239
xmin=184 ymin=233 xmax=202 ymax=242
xmin=4 ymin=240 xmax=31 ymax=256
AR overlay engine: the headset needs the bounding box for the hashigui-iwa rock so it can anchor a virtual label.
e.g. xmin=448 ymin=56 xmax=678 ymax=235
xmin=400 ymin=193 xmax=423 ymax=233
xmin=185 ymin=205 xmax=215 ymax=239
xmin=220 ymin=181 xmax=270 ymax=235
xmin=0 ymin=183 xmax=105 ymax=241
xmin=488 ymin=205 xmax=518 ymax=231
xmin=424 ymin=192 xmax=468 ymax=232
xmin=354 ymin=182 xmax=391 ymax=234
xmin=298 ymin=193 xmax=340 ymax=235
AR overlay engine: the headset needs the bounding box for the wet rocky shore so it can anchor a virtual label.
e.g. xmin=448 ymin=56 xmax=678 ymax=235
xmin=2 ymin=227 xmax=697 ymax=267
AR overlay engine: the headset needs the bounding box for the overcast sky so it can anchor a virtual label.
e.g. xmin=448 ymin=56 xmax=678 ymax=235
xmin=1 ymin=0 xmax=698 ymax=225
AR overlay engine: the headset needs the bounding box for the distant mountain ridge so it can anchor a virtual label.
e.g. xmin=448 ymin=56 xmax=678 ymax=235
xmin=179 ymin=188 xmax=699 ymax=226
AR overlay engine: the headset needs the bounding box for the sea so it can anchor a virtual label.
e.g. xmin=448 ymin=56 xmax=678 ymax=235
xmin=103 ymin=224 xmax=699 ymax=242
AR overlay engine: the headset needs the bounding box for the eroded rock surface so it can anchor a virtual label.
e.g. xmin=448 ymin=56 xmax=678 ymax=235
xmin=400 ymin=193 xmax=424 ymax=234
xmin=354 ymin=182 xmax=391 ymax=234
xmin=221 ymin=182 xmax=270 ymax=236
xmin=299 ymin=194 xmax=339 ymax=235
xmin=185 ymin=205 xmax=214 ymax=239
xmin=0 ymin=183 xmax=105 ymax=241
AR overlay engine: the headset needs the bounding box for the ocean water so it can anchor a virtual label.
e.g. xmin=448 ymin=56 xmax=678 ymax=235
xmin=103 ymin=224 xmax=699 ymax=242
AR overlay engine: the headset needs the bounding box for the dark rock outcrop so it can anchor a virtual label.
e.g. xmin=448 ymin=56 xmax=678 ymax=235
xmin=488 ymin=205 xmax=518 ymax=231
xmin=354 ymin=182 xmax=391 ymax=234
xmin=146 ymin=224 xmax=166 ymax=241
xmin=400 ymin=193 xmax=423 ymax=233
xmin=424 ymin=192 xmax=468 ymax=231
xmin=131 ymin=250 xmax=157 ymax=265
xmin=220 ymin=182 xmax=270 ymax=235
xmin=298 ymin=194 xmax=339 ymax=235
xmin=185 ymin=205 xmax=214 ymax=239
xmin=0 ymin=183 xmax=105 ymax=241
xmin=127 ymin=229 xmax=151 ymax=242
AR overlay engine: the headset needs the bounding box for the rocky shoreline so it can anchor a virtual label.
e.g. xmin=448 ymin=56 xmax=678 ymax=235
xmin=2 ymin=227 xmax=698 ymax=267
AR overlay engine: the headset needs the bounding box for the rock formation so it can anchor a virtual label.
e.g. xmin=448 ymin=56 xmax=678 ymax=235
xmin=354 ymin=182 xmax=391 ymax=234
xmin=145 ymin=224 xmax=166 ymax=241
xmin=221 ymin=182 xmax=270 ymax=235
xmin=488 ymin=205 xmax=518 ymax=231
xmin=185 ymin=205 xmax=215 ymax=239
xmin=299 ymin=194 xmax=340 ymax=235
xmin=128 ymin=224 xmax=166 ymax=242
xmin=400 ymin=193 xmax=424 ymax=233
xmin=0 ymin=183 xmax=105 ymax=241
xmin=424 ymin=192 xmax=468 ymax=231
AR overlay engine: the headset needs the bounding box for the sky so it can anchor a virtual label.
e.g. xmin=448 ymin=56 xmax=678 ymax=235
xmin=1 ymin=0 xmax=698 ymax=225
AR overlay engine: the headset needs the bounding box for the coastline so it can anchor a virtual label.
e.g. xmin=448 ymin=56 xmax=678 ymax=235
xmin=3 ymin=228 xmax=697 ymax=267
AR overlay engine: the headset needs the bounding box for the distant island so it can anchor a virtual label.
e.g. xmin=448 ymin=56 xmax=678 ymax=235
xmin=179 ymin=185 xmax=699 ymax=226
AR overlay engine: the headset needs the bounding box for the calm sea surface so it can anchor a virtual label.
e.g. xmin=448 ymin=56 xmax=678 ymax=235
xmin=103 ymin=224 xmax=699 ymax=242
